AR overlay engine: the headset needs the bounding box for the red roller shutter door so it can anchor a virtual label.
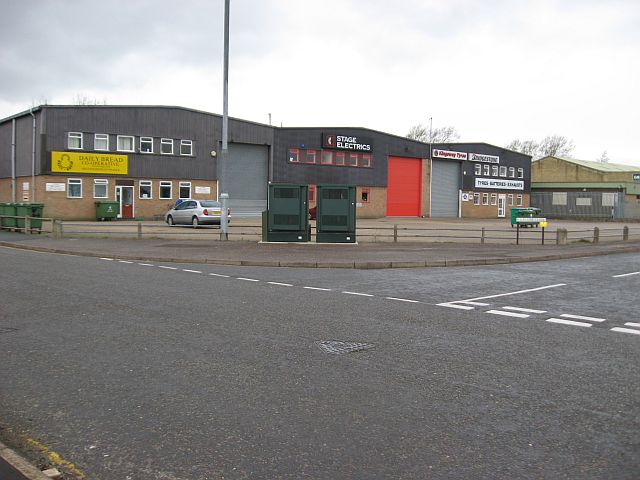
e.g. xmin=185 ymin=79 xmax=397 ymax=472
xmin=387 ymin=156 xmax=422 ymax=216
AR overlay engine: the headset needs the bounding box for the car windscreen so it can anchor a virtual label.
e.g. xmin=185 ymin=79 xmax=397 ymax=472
xmin=200 ymin=201 xmax=221 ymax=208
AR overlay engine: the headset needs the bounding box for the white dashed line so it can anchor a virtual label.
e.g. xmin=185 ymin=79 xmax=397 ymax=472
xmin=624 ymin=322 xmax=640 ymax=328
xmin=118 ymin=260 xmax=134 ymax=264
xmin=437 ymin=302 xmax=474 ymax=310
xmin=387 ymin=297 xmax=420 ymax=304
xmin=237 ymin=277 xmax=259 ymax=282
xmin=304 ymin=287 xmax=332 ymax=291
xmin=560 ymin=313 xmax=605 ymax=323
xmin=461 ymin=283 xmax=567 ymax=302
xmin=502 ymin=306 xmax=547 ymax=314
xmin=486 ymin=310 xmax=530 ymax=318
xmin=182 ymin=269 xmax=202 ymax=274
xmin=100 ymin=257 xmax=114 ymax=261
xmin=138 ymin=263 xmax=154 ymax=267
xmin=158 ymin=265 xmax=178 ymax=270
xmin=546 ymin=318 xmax=592 ymax=328
xmin=267 ymin=282 xmax=293 ymax=287
xmin=457 ymin=301 xmax=490 ymax=306
xmin=613 ymin=271 xmax=640 ymax=278
xmin=342 ymin=291 xmax=374 ymax=297
xmin=209 ymin=273 xmax=230 ymax=278
xmin=611 ymin=327 xmax=640 ymax=335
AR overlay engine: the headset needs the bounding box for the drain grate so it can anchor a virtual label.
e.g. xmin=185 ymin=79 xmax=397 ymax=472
xmin=316 ymin=341 xmax=374 ymax=355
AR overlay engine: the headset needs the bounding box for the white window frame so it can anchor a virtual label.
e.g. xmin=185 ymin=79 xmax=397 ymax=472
xmin=474 ymin=164 xmax=482 ymax=175
xmin=140 ymin=137 xmax=154 ymax=154
xmin=94 ymin=134 xmax=109 ymax=151
xmin=180 ymin=140 xmax=193 ymax=156
xmin=508 ymin=167 xmax=516 ymax=178
xmin=93 ymin=179 xmax=108 ymax=198
xmin=517 ymin=167 xmax=524 ymax=179
xmin=68 ymin=132 xmax=83 ymax=150
xmin=117 ymin=135 xmax=135 ymax=152
xmin=499 ymin=166 xmax=507 ymax=177
xmin=483 ymin=164 xmax=490 ymax=176
xmin=508 ymin=194 xmax=514 ymax=206
xmin=492 ymin=165 xmax=499 ymax=177
xmin=516 ymin=194 xmax=523 ymax=206
xmin=482 ymin=193 xmax=489 ymax=205
xmin=159 ymin=181 xmax=173 ymax=199
xmin=139 ymin=180 xmax=153 ymax=199
xmin=161 ymin=138 xmax=174 ymax=155
xmin=179 ymin=181 xmax=192 ymax=199
xmin=473 ymin=193 xmax=480 ymax=205
xmin=67 ymin=178 xmax=82 ymax=198
xmin=490 ymin=193 xmax=497 ymax=206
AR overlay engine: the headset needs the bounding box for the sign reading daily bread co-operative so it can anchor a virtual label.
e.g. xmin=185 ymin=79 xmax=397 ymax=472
xmin=432 ymin=149 xmax=468 ymax=160
xmin=51 ymin=151 xmax=128 ymax=174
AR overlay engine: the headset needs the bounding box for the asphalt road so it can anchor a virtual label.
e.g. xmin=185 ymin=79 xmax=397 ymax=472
xmin=0 ymin=246 xmax=639 ymax=479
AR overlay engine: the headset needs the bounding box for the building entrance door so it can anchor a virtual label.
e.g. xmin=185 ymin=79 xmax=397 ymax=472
xmin=116 ymin=186 xmax=134 ymax=219
xmin=497 ymin=194 xmax=506 ymax=218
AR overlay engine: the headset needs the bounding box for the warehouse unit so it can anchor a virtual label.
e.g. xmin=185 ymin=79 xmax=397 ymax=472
xmin=0 ymin=105 xmax=531 ymax=220
xmin=531 ymin=156 xmax=640 ymax=219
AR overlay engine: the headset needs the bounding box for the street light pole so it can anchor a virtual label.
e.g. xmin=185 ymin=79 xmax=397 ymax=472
xmin=219 ymin=0 xmax=230 ymax=241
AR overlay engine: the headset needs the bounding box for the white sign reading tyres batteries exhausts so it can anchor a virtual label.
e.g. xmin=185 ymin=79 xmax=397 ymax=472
xmin=475 ymin=178 xmax=524 ymax=190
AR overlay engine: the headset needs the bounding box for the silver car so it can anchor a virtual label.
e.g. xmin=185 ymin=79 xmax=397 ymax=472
xmin=164 ymin=200 xmax=231 ymax=227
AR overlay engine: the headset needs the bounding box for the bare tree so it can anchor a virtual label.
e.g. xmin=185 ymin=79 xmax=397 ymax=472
xmin=407 ymin=124 xmax=460 ymax=143
xmin=597 ymin=150 xmax=610 ymax=163
xmin=73 ymin=94 xmax=107 ymax=106
xmin=506 ymin=135 xmax=574 ymax=160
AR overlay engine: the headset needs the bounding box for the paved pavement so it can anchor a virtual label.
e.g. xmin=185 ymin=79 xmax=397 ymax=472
xmin=1 ymin=229 xmax=640 ymax=268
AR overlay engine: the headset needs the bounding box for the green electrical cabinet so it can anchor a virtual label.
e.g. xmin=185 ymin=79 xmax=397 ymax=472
xmin=263 ymin=184 xmax=310 ymax=242
xmin=316 ymin=185 xmax=356 ymax=243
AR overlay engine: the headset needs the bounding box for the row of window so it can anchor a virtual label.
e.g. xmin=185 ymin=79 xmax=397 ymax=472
xmin=307 ymin=185 xmax=371 ymax=203
xmin=474 ymin=163 xmax=524 ymax=179
xmin=68 ymin=132 xmax=194 ymax=156
xmin=472 ymin=192 xmax=524 ymax=207
xmin=289 ymin=148 xmax=372 ymax=168
xmin=66 ymin=178 xmax=194 ymax=200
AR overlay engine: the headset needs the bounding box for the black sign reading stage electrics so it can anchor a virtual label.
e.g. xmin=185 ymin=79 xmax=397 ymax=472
xmin=323 ymin=133 xmax=372 ymax=152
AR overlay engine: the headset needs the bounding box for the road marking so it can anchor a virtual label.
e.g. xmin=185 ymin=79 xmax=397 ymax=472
xmin=460 ymin=283 xmax=567 ymax=302
xmin=613 ymin=271 xmax=640 ymax=278
xmin=100 ymin=257 xmax=114 ymax=261
xmin=158 ymin=265 xmax=178 ymax=270
xmin=486 ymin=309 xmax=530 ymax=318
xmin=237 ymin=277 xmax=259 ymax=282
xmin=437 ymin=302 xmax=474 ymax=310
xmin=624 ymin=322 xmax=640 ymax=328
xmin=560 ymin=313 xmax=605 ymax=323
xmin=546 ymin=318 xmax=592 ymax=328
xmin=342 ymin=291 xmax=374 ymax=297
xmin=209 ymin=273 xmax=230 ymax=278
xmin=502 ymin=306 xmax=547 ymax=314
xmin=304 ymin=286 xmax=332 ymax=291
xmin=268 ymin=281 xmax=293 ymax=286
xmin=118 ymin=260 xmax=134 ymax=264
xmin=138 ymin=263 xmax=154 ymax=266
xmin=182 ymin=269 xmax=202 ymax=274
xmin=457 ymin=301 xmax=490 ymax=306
xmin=611 ymin=327 xmax=640 ymax=335
xmin=387 ymin=297 xmax=420 ymax=303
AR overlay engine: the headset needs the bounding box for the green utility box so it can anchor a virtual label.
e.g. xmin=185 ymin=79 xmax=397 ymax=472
xmin=14 ymin=203 xmax=44 ymax=231
xmin=263 ymin=184 xmax=310 ymax=242
xmin=1 ymin=203 xmax=17 ymax=229
xmin=316 ymin=185 xmax=356 ymax=243
xmin=511 ymin=207 xmax=542 ymax=227
xmin=95 ymin=201 xmax=119 ymax=221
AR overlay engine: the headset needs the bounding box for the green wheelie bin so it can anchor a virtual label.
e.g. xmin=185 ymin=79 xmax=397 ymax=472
xmin=95 ymin=201 xmax=119 ymax=221
xmin=2 ymin=203 xmax=17 ymax=229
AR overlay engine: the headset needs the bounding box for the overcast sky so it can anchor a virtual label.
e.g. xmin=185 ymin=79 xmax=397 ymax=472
xmin=1 ymin=0 xmax=638 ymax=164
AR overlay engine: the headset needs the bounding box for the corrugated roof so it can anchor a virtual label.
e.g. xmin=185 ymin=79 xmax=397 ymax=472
xmin=535 ymin=156 xmax=640 ymax=172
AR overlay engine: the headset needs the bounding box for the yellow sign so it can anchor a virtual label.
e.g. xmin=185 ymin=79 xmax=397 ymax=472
xmin=51 ymin=151 xmax=128 ymax=175
xmin=540 ymin=221 xmax=548 ymax=228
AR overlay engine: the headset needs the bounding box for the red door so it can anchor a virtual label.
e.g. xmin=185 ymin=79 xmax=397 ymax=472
xmin=387 ymin=156 xmax=422 ymax=216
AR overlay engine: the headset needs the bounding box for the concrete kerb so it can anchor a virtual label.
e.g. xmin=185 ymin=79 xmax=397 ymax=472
xmin=0 ymin=440 xmax=51 ymax=480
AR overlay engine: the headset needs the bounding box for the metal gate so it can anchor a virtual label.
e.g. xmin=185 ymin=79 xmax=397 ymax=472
xmin=218 ymin=143 xmax=268 ymax=217
xmin=431 ymin=160 xmax=460 ymax=217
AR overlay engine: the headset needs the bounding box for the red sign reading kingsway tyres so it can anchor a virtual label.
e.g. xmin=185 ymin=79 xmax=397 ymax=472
xmin=432 ymin=149 xmax=468 ymax=160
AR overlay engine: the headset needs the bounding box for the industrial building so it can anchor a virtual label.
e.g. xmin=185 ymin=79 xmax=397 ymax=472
xmin=0 ymin=105 xmax=532 ymax=220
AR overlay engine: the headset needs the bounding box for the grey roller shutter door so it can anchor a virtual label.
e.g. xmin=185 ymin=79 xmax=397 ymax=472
xmin=431 ymin=160 xmax=460 ymax=217
xmin=218 ymin=143 xmax=268 ymax=217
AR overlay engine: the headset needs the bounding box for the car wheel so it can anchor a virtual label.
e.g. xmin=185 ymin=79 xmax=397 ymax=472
xmin=167 ymin=215 xmax=174 ymax=226
xmin=192 ymin=216 xmax=199 ymax=228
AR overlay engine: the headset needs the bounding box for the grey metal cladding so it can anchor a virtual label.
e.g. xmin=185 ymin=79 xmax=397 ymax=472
xmin=273 ymin=128 xmax=430 ymax=187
